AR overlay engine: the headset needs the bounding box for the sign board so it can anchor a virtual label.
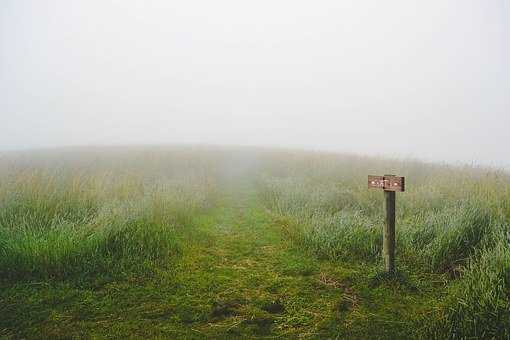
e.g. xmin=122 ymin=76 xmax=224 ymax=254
xmin=368 ymin=173 xmax=406 ymax=273
xmin=368 ymin=175 xmax=405 ymax=192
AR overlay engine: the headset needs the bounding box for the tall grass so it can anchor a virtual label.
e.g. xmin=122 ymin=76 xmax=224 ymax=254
xmin=0 ymin=149 xmax=220 ymax=281
xmin=257 ymin=152 xmax=510 ymax=337
xmin=429 ymin=229 xmax=510 ymax=338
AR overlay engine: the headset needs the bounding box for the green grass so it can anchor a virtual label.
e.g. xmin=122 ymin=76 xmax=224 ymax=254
xmin=0 ymin=166 xmax=217 ymax=281
xmin=424 ymin=226 xmax=510 ymax=339
xmin=1 ymin=146 xmax=509 ymax=338
xmin=258 ymin=151 xmax=510 ymax=338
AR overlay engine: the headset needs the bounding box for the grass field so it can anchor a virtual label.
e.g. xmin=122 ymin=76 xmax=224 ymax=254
xmin=1 ymin=146 xmax=509 ymax=339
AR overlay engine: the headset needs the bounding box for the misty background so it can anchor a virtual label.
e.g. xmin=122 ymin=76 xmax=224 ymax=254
xmin=1 ymin=1 xmax=508 ymax=167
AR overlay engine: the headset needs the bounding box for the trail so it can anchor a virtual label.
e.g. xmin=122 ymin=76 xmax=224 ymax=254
xmin=164 ymin=187 xmax=352 ymax=338
xmin=1 ymin=187 xmax=420 ymax=339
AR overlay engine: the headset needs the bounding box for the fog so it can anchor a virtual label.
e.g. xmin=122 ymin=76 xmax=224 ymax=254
xmin=1 ymin=1 xmax=508 ymax=167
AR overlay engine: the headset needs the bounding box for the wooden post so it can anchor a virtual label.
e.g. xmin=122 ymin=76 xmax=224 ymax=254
xmin=368 ymin=174 xmax=404 ymax=274
xmin=383 ymin=190 xmax=396 ymax=273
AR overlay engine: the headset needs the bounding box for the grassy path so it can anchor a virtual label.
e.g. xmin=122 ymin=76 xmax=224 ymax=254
xmin=1 ymin=188 xmax=424 ymax=339
xmin=165 ymin=189 xmax=350 ymax=338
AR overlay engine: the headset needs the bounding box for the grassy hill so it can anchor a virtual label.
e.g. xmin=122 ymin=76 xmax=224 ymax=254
xmin=1 ymin=146 xmax=509 ymax=338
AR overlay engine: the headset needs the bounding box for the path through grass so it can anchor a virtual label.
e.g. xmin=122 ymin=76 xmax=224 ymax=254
xmin=1 ymin=187 xmax=431 ymax=339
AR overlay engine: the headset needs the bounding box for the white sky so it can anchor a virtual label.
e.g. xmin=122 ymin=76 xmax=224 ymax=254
xmin=1 ymin=1 xmax=508 ymax=166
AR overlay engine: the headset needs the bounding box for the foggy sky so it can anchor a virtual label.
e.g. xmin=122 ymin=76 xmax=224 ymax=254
xmin=1 ymin=1 xmax=508 ymax=166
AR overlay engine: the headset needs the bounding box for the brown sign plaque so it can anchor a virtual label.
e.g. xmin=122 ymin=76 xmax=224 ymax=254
xmin=368 ymin=175 xmax=405 ymax=192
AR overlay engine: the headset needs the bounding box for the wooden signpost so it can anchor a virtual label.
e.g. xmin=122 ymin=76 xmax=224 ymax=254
xmin=368 ymin=174 xmax=405 ymax=273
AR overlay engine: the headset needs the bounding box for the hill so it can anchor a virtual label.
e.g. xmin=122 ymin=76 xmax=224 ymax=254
xmin=1 ymin=146 xmax=509 ymax=338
